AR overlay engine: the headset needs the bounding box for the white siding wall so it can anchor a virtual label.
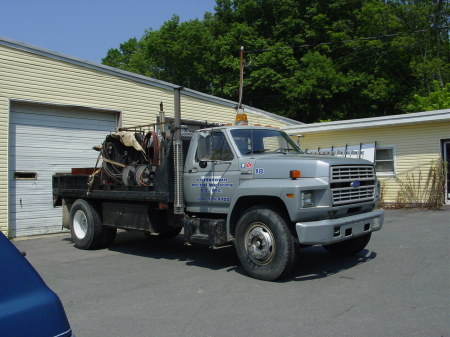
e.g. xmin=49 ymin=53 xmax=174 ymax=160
xmin=9 ymin=103 xmax=117 ymax=236
xmin=0 ymin=43 xmax=290 ymax=236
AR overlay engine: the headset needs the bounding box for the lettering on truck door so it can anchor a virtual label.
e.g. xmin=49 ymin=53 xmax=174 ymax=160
xmin=184 ymin=130 xmax=239 ymax=213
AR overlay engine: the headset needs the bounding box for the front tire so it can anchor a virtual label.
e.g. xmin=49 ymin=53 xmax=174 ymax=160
xmin=323 ymin=233 xmax=371 ymax=256
xmin=235 ymin=206 xmax=297 ymax=281
xmin=70 ymin=199 xmax=105 ymax=249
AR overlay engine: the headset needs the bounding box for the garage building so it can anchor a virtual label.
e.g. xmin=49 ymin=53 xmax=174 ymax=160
xmin=283 ymin=110 xmax=450 ymax=206
xmin=0 ymin=36 xmax=301 ymax=237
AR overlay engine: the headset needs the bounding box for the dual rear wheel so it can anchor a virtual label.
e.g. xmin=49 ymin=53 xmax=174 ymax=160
xmin=69 ymin=199 xmax=116 ymax=249
xmin=69 ymin=199 xmax=181 ymax=250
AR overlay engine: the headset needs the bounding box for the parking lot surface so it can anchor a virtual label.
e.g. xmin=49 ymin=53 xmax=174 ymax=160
xmin=14 ymin=208 xmax=450 ymax=337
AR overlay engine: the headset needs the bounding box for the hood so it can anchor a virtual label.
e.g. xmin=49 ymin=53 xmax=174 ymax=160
xmin=251 ymin=154 xmax=373 ymax=179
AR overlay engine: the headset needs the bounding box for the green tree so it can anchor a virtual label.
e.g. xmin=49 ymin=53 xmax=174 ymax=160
xmin=102 ymin=38 xmax=139 ymax=70
xmin=407 ymin=81 xmax=450 ymax=111
xmin=102 ymin=0 xmax=450 ymax=123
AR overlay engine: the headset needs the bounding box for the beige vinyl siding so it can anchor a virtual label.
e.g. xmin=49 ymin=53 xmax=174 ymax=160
xmin=0 ymin=43 xmax=289 ymax=235
xmin=0 ymin=46 xmax=285 ymax=128
xmin=177 ymin=94 xmax=287 ymax=128
xmin=298 ymin=121 xmax=449 ymax=202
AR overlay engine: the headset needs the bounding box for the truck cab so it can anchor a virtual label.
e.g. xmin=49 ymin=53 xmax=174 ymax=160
xmin=52 ymin=96 xmax=383 ymax=281
xmin=184 ymin=126 xmax=381 ymax=227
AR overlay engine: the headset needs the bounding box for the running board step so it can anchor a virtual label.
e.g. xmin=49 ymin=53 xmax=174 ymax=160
xmin=184 ymin=218 xmax=228 ymax=246
xmin=189 ymin=234 xmax=210 ymax=245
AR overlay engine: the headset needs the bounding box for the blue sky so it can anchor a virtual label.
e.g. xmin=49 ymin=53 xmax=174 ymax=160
xmin=0 ymin=0 xmax=216 ymax=63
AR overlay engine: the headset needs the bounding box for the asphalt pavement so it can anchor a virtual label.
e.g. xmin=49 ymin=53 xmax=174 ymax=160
xmin=14 ymin=208 xmax=450 ymax=337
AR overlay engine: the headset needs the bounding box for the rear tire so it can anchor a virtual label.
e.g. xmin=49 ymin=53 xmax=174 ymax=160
xmin=324 ymin=233 xmax=371 ymax=256
xmin=235 ymin=206 xmax=297 ymax=281
xmin=69 ymin=199 xmax=104 ymax=249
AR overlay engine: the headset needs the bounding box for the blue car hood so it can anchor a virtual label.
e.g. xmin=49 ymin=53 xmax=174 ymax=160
xmin=0 ymin=232 xmax=72 ymax=337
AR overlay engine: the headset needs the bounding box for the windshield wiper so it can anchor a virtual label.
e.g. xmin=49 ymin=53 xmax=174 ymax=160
xmin=245 ymin=149 xmax=267 ymax=154
xmin=277 ymin=148 xmax=300 ymax=154
xmin=274 ymin=148 xmax=288 ymax=154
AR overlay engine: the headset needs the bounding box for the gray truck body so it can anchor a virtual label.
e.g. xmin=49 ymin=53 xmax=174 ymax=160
xmin=183 ymin=125 xmax=383 ymax=245
xmin=53 ymin=96 xmax=384 ymax=280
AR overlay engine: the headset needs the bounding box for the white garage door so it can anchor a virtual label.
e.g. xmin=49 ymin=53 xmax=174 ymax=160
xmin=9 ymin=103 xmax=117 ymax=237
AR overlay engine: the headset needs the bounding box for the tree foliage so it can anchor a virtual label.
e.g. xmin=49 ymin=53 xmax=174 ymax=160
xmin=102 ymin=0 xmax=449 ymax=122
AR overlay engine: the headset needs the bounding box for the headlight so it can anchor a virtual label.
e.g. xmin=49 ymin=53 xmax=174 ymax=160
xmin=375 ymin=181 xmax=381 ymax=200
xmin=301 ymin=191 xmax=314 ymax=208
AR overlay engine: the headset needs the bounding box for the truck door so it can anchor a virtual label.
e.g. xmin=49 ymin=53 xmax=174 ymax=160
xmin=184 ymin=130 xmax=240 ymax=213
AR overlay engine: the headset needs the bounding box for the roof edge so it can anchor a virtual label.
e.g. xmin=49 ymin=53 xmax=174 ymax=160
xmin=182 ymin=88 xmax=303 ymax=125
xmin=283 ymin=109 xmax=450 ymax=134
xmin=0 ymin=35 xmax=302 ymax=126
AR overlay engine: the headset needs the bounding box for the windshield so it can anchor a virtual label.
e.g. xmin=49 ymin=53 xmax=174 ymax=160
xmin=230 ymin=129 xmax=304 ymax=155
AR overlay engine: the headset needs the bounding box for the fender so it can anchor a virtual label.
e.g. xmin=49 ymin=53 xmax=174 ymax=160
xmin=225 ymin=177 xmax=330 ymax=240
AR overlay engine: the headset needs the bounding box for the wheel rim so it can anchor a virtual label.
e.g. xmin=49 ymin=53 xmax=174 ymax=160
xmin=73 ymin=210 xmax=88 ymax=239
xmin=244 ymin=222 xmax=276 ymax=265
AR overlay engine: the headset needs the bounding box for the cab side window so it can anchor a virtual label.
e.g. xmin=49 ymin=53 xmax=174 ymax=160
xmin=196 ymin=131 xmax=233 ymax=161
xmin=211 ymin=132 xmax=233 ymax=161
xmin=196 ymin=133 xmax=211 ymax=161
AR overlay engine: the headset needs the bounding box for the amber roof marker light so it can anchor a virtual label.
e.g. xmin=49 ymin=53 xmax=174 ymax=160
xmin=290 ymin=170 xmax=301 ymax=180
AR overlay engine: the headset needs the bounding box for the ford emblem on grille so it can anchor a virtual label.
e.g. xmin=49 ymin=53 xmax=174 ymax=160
xmin=351 ymin=180 xmax=361 ymax=188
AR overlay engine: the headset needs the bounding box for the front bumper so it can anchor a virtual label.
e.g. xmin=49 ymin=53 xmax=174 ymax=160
xmin=295 ymin=209 xmax=384 ymax=245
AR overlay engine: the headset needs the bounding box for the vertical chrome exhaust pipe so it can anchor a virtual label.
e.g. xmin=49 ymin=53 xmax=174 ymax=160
xmin=159 ymin=102 xmax=165 ymax=134
xmin=173 ymin=87 xmax=184 ymax=214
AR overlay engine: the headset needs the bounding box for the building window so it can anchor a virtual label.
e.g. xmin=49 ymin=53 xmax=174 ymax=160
xmin=375 ymin=147 xmax=395 ymax=175
xmin=14 ymin=172 xmax=37 ymax=180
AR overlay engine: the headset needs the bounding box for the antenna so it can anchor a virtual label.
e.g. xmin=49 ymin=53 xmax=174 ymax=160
xmin=238 ymin=45 xmax=244 ymax=109
xmin=235 ymin=46 xmax=248 ymax=125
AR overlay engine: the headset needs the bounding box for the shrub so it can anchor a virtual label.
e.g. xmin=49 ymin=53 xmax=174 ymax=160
xmin=393 ymin=158 xmax=446 ymax=209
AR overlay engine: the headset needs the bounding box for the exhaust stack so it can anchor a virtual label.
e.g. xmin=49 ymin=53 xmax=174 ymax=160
xmin=159 ymin=102 xmax=165 ymax=133
xmin=173 ymin=87 xmax=184 ymax=214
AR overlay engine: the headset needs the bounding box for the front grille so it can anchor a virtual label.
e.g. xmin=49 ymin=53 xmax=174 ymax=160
xmin=330 ymin=165 xmax=376 ymax=205
xmin=331 ymin=166 xmax=374 ymax=182
xmin=332 ymin=186 xmax=375 ymax=205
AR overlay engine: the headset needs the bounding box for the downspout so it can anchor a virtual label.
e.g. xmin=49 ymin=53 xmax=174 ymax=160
xmin=173 ymin=87 xmax=184 ymax=214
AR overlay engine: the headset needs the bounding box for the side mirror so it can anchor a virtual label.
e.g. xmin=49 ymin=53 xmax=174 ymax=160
xmin=199 ymin=160 xmax=208 ymax=168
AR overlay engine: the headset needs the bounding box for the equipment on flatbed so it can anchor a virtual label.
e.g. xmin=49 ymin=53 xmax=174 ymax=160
xmin=53 ymin=88 xmax=384 ymax=281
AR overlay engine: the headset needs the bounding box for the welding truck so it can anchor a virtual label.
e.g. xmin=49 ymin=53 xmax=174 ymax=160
xmin=52 ymin=89 xmax=384 ymax=281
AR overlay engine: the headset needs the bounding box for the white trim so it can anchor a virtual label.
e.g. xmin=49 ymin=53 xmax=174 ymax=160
xmin=376 ymin=172 xmax=396 ymax=177
xmin=441 ymin=138 xmax=450 ymax=205
xmin=375 ymin=145 xmax=396 ymax=176
xmin=283 ymin=109 xmax=450 ymax=134
xmin=54 ymin=328 xmax=72 ymax=337
xmin=9 ymin=98 xmax=122 ymax=113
